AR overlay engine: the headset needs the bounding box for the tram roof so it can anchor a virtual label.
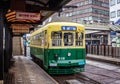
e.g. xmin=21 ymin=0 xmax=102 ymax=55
xmin=47 ymin=22 xmax=84 ymax=27
xmin=31 ymin=22 xmax=85 ymax=36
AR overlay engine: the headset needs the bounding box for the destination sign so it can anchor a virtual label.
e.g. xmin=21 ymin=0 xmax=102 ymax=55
xmin=62 ymin=26 xmax=76 ymax=30
xmin=16 ymin=12 xmax=40 ymax=20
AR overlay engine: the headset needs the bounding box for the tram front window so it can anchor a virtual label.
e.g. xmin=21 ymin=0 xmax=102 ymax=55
xmin=64 ymin=33 xmax=74 ymax=46
xmin=51 ymin=32 xmax=62 ymax=46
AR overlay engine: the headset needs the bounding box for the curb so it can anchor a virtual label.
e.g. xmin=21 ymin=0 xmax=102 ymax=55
xmin=86 ymin=55 xmax=120 ymax=66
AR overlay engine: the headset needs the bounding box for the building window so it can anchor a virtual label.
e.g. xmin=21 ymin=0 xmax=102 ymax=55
xmin=102 ymin=3 xmax=109 ymax=8
xmin=84 ymin=0 xmax=89 ymax=5
xmin=88 ymin=0 xmax=92 ymax=4
xmin=110 ymin=11 xmax=116 ymax=18
xmin=117 ymin=10 xmax=120 ymax=17
xmin=110 ymin=0 xmax=115 ymax=6
xmin=92 ymin=8 xmax=109 ymax=16
xmin=65 ymin=14 xmax=68 ymax=16
xmin=117 ymin=0 xmax=120 ymax=3
xmin=88 ymin=16 xmax=92 ymax=20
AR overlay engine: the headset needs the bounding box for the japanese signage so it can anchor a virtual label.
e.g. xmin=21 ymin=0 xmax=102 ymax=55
xmin=11 ymin=24 xmax=30 ymax=33
xmin=62 ymin=26 xmax=76 ymax=30
xmin=12 ymin=28 xmax=29 ymax=33
xmin=16 ymin=12 xmax=40 ymax=20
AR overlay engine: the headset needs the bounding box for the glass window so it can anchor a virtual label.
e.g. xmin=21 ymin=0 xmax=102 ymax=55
xmin=64 ymin=33 xmax=74 ymax=46
xmin=104 ymin=11 xmax=109 ymax=16
xmin=110 ymin=0 xmax=115 ymax=6
xmin=51 ymin=32 xmax=62 ymax=46
xmin=117 ymin=10 xmax=120 ymax=17
xmin=88 ymin=16 xmax=92 ymax=20
xmin=84 ymin=17 xmax=89 ymax=20
xmin=66 ymin=13 xmax=69 ymax=17
xmin=76 ymin=32 xmax=83 ymax=46
xmin=92 ymin=0 xmax=95 ymax=5
xmin=84 ymin=0 xmax=89 ymax=5
xmin=88 ymin=8 xmax=92 ymax=12
xmin=88 ymin=0 xmax=92 ymax=4
xmin=92 ymin=8 xmax=98 ymax=13
xmin=96 ymin=1 xmax=101 ymax=6
xmin=81 ymin=2 xmax=84 ymax=6
xmin=69 ymin=12 xmax=72 ymax=16
xmin=110 ymin=11 xmax=116 ymax=18
xmin=117 ymin=0 xmax=120 ymax=4
xmin=78 ymin=2 xmax=81 ymax=6
xmin=92 ymin=16 xmax=98 ymax=21
xmin=102 ymin=3 xmax=109 ymax=8
xmin=76 ymin=3 xmax=79 ymax=7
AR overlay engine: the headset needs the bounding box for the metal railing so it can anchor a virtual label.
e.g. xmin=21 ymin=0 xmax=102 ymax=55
xmin=86 ymin=45 xmax=120 ymax=58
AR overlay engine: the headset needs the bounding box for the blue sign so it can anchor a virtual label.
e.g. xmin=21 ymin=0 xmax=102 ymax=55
xmin=110 ymin=31 xmax=116 ymax=35
xmin=62 ymin=26 xmax=76 ymax=30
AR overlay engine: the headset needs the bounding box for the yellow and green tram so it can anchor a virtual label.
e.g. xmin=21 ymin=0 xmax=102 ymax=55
xmin=30 ymin=22 xmax=86 ymax=74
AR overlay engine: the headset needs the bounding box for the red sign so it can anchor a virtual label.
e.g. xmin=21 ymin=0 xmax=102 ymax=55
xmin=16 ymin=12 xmax=40 ymax=20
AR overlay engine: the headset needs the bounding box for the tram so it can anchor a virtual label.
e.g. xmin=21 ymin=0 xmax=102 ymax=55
xmin=30 ymin=22 xmax=86 ymax=74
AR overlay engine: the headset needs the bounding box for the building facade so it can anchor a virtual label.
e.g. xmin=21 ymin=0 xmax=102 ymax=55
xmin=109 ymin=0 xmax=120 ymax=23
xmin=109 ymin=0 xmax=120 ymax=47
xmin=61 ymin=0 xmax=109 ymax=24
xmin=59 ymin=0 xmax=110 ymax=45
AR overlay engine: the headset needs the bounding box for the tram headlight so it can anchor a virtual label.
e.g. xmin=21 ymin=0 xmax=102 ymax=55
xmin=68 ymin=52 xmax=71 ymax=56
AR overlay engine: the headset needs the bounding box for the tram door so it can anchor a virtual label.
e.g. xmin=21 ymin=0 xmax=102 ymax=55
xmin=44 ymin=31 xmax=49 ymax=68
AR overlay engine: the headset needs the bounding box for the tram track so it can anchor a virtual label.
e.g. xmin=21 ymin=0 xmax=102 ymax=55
xmin=52 ymin=64 xmax=120 ymax=84
xmin=32 ymin=56 xmax=120 ymax=84
xmin=75 ymin=73 xmax=101 ymax=84
xmin=84 ymin=70 xmax=120 ymax=80
xmin=52 ymin=73 xmax=101 ymax=84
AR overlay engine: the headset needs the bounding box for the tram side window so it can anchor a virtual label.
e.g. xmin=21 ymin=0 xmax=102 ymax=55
xmin=34 ymin=35 xmax=37 ymax=45
xmin=51 ymin=32 xmax=62 ymax=46
xmin=31 ymin=37 xmax=33 ymax=45
xmin=64 ymin=33 xmax=74 ymax=46
xmin=76 ymin=32 xmax=83 ymax=46
xmin=38 ymin=34 xmax=41 ymax=46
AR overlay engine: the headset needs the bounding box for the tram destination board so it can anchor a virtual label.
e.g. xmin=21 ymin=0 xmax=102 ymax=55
xmin=62 ymin=26 xmax=76 ymax=31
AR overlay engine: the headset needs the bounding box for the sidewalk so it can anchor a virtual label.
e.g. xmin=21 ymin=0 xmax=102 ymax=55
xmin=0 ymin=81 xmax=3 ymax=84
xmin=5 ymin=56 xmax=58 ymax=84
xmin=86 ymin=54 xmax=120 ymax=65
